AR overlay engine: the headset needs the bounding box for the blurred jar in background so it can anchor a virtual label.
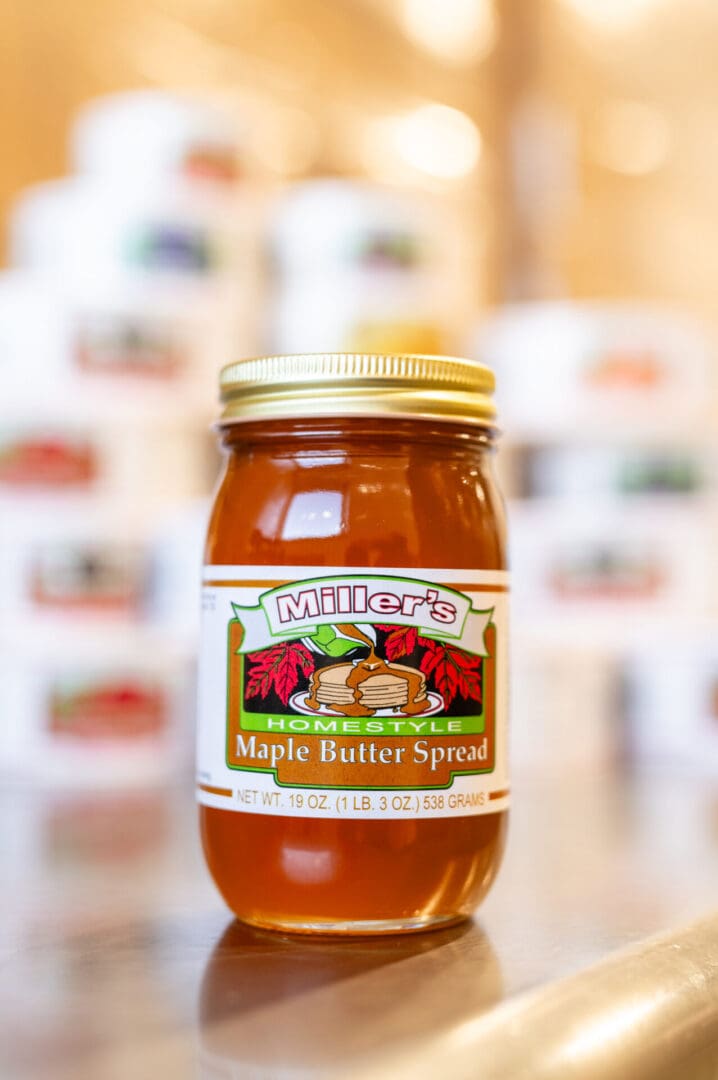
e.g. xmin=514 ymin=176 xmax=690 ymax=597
xmin=0 ymin=625 xmax=193 ymax=787
xmin=476 ymin=302 xmax=713 ymax=441
xmin=0 ymin=90 xmax=257 ymax=790
xmin=266 ymin=180 xmax=472 ymax=355
xmin=472 ymin=300 xmax=718 ymax=776
xmin=71 ymin=91 xmax=242 ymax=187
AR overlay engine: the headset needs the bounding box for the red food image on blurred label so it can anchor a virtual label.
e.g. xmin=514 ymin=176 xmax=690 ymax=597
xmin=0 ymin=436 xmax=97 ymax=487
xmin=182 ymin=146 xmax=238 ymax=184
xmin=584 ymin=349 xmax=664 ymax=390
xmin=48 ymin=680 xmax=167 ymax=739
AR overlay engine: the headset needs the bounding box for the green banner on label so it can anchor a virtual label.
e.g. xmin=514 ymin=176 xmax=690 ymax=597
xmin=239 ymin=711 xmax=486 ymax=737
xmin=231 ymin=573 xmax=493 ymax=656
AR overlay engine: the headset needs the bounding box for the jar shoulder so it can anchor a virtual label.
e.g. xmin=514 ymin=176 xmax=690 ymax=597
xmin=206 ymin=446 xmax=507 ymax=570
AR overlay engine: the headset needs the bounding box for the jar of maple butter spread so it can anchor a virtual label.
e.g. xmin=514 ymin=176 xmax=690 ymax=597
xmin=197 ymin=353 xmax=509 ymax=934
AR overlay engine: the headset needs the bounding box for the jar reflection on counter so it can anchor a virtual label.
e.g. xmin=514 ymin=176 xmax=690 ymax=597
xmin=198 ymin=917 xmax=503 ymax=1075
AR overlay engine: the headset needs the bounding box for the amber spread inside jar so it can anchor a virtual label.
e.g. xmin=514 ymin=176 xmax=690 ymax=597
xmin=198 ymin=354 xmax=508 ymax=934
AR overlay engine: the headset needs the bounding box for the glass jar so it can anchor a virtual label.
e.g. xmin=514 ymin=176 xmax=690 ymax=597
xmin=197 ymin=353 xmax=509 ymax=934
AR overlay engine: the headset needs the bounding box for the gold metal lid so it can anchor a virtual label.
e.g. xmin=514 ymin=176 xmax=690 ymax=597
xmin=218 ymin=353 xmax=497 ymax=428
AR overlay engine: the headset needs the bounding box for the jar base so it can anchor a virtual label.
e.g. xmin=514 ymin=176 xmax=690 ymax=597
xmin=232 ymin=911 xmax=468 ymax=937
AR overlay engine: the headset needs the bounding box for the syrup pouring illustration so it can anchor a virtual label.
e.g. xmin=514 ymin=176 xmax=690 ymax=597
xmin=303 ymin=623 xmax=431 ymax=718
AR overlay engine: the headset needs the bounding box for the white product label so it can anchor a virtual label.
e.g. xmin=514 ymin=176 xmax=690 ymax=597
xmin=197 ymin=565 xmax=509 ymax=819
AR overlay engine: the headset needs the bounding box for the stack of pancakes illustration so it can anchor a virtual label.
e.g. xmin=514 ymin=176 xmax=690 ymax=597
xmin=310 ymin=661 xmax=428 ymax=712
xmin=304 ymin=623 xmax=432 ymax=717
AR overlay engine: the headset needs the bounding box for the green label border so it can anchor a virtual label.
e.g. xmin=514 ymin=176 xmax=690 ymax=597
xmin=224 ymin=614 xmax=497 ymax=792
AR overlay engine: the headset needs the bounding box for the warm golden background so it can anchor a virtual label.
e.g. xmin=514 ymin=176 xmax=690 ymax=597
xmin=1 ymin=0 xmax=717 ymax=315
xmin=1 ymin=0 xmax=716 ymax=786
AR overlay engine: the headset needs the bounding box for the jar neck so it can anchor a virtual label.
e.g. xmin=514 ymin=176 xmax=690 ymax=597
xmin=218 ymin=417 xmax=498 ymax=456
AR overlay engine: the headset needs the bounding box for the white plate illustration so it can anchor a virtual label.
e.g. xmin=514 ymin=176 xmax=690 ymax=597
xmin=288 ymin=690 xmax=445 ymax=718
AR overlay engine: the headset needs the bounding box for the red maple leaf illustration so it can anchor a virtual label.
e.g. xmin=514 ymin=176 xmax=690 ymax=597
xmin=245 ymin=641 xmax=314 ymax=706
xmin=377 ymin=625 xmax=482 ymax=707
xmin=419 ymin=639 xmax=483 ymax=707
xmin=376 ymin=624 xmax=419 ymax=660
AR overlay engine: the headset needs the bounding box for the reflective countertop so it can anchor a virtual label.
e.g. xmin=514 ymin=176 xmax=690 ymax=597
xmin=2 ymin=770 xmax=717 ymax=1078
